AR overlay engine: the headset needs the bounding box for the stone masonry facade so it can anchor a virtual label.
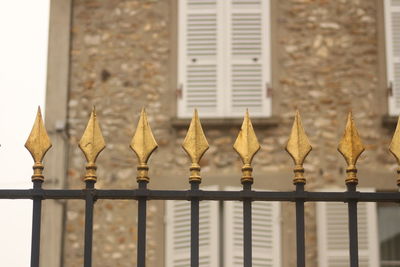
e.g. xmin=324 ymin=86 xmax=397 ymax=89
xmin=61 ymin=0 xmax=395 ymax=266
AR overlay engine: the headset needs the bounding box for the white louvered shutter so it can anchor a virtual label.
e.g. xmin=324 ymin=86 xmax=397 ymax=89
xmin=316 ymin=189 xmax=379 ymax=267
xmin=385 ymin=0 xmax=400 ymax=115
xmin=178 ymin=0 xmax=224 ymax=118
xmin=226 ymin=0 xmax=271 ymax=117
xmin=165 ymin=189 xmax=219 ymax=267
xmin=224 ymin=188 xmax=281 ymax=267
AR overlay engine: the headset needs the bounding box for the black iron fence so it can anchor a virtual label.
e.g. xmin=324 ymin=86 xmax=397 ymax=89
xmin=1 ymin=108 xmax=400 ymax=267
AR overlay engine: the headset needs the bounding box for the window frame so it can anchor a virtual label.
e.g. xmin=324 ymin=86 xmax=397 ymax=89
xmin=384 ymin=0 xmax=400 ymax=115
xmin=176 ymin=0 xmax=272 ymax=119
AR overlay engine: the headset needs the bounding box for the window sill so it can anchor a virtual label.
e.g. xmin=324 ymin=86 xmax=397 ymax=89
xmin=170 ymin=116 xmax=280 ymax=129
xmin=382 ymin=115 xmax=399 ymax=128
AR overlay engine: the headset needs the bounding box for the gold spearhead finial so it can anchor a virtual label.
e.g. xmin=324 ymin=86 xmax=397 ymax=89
xmin=25 ymin=107 xmax=52 ymax=181
xmin=130 ymin=108 xmax=158 ymax=182
xmin=337 ymin=111 xmax=365 ymax=184
xmin=285 ymin=111 xmax=312 ymax=184
xmin=389 ymin=116 xmax=400 ymax=186
xmin=233 ymin=110 xmax=260 ymax=184
xmin=79 ymin=107 xmax=106 ymax=182
xmin=182 ymin=109 xmax=209 ymax=182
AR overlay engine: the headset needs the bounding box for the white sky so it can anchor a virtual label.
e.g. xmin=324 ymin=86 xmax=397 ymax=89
xmin=0 ymin=0 xmax=50 ymax=265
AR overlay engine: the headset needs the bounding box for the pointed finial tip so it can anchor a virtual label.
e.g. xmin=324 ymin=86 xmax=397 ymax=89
xmin=244 ymin=109 xmax=250 ymax=119
xmin=130 ymin=109 xmax=158 ymax=164
xmin=79 ymin=109 xmax=106 ymax=182
xmin=286 ymin=111 xmax=312 ymax=173
xmin=91 ymin=106 xmax=97 ymax=117
xmin=130 ymin=109 xmax=158 ymax=182
xmin=348 ymin=109 xmax=353 ymax=117
xmin=338 ymin=111 xmax=364 ymax=184
xmin=390 ymin=115 xmax=400 ymax=161
xmin=234 ymin=110 xmax=260 ymax=184
xmin=390 ymin=116 xmax=400 ymax=185
xmin=294 ymin=110 xmax=301 ymax=119
xmin=182 ymin=108 xmax=209 ymax=182
xmin=25 ymin=107 xmax=52 ymax=181
xmin=234 ymin=111 xmax=260 ymax=164
xmin=79 ymin=109 xmax=106 ymax=164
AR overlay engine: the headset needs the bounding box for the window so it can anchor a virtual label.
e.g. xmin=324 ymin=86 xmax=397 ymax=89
xmin=316 ymin=200 xmax=379 ymax=267
xmin=316 ymin=188 xmax=380 ymax=267
xmin=377 ymin=202 xmax=400 ymax=267
xmin=165 ymin=187 xmax=281 ymax=267
xmin=177 ymin=0 xmax=271 ymax=118
xmin=385 ymin=0 xmax=400 ymax=115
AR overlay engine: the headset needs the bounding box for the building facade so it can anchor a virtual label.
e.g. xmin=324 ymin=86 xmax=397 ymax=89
xmin=42 ymin=0 xmax=400 ymax=266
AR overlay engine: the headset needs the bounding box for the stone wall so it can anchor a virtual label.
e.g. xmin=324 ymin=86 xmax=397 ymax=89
xmin=62 ymin=0 xmax=394 ymax=266
xmin=66 ymin=0 xmax=171 ymax=266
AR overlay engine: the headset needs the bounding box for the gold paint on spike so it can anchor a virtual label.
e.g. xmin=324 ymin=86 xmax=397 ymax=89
xmin=182 ymin=109 xmax=209 ymax=182
xmin=130 ymin=108 xmax=158 ymax=183
xmin=25 ymin=107 xmax=52 ymax=181
xmin=285 ymin=111 xmax=312 ymax=184
xmin=337 ymin=112 xmax=365 ymax=185
xmin=389 ymin=116 xmax=400 ymax=186
xmin=79 ymin=107 xmax=106 ymax=182
xmin=233 ymin=110 xmax=260 ymax=184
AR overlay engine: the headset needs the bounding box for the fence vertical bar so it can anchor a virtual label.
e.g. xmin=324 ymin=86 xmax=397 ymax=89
xmin=83 ymin=181 xmax=95 ymax=267
xmin=25 ymin=107 xmax=52 ymax=267
xmin=190 ymin=181 xmax=200 ymax=267
xmin=78 ymin=107 xmax=106 ymax=267
xmin=233 ymin=110 xmax=260 ymax=267
xmin=137 ymin=181 xmax=147 ymax=267
xmin=130 ymin=108 xmax=158 ymax=267
xmin=337 ymin=112 xmax=364 ymax=267
xmin=285 ymin=110 xmax=312 ymax=267
xmin=347 ymin=183 xmax=359 ymax=267
xmin=31 ymin=180 xmax=43 ymax=267
xmin=243 ymin=182 xmax=252 ymax=267
xmin=182 ymin=109 xmax=209 ymax=267
xmin=295 ymin=183 xmax=306 ymax=267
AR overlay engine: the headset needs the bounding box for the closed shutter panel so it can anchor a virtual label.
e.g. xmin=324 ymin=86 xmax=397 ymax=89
xmin=226 ymin=0 xmax=271 ymax=117
xmin=316 ymin=188 xmax=379 ymax=267
xmin=165 ymin=187 xmax=219 ymax=267
xmin=385 ymin=0 xmax=400 ymax=115
xmin=178 ymin=0 xmax=223 ymax=118
xmin=224 ymin=187 xmax=281 ymax=267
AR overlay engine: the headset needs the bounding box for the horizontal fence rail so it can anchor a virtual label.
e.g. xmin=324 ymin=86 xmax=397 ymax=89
xmin=3 ymin=107 xmax=400 ymax=267
xmin=1 ymin=189 xmax=400 ymax=202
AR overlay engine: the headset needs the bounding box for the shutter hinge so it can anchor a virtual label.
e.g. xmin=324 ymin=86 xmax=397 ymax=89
xmin=388 ymin=81 xmax=393 ymax=97
xmin=176 ymin=84 xmax=183 ymax=99
xmin=266 ymin=83 xmax=273 ymax=98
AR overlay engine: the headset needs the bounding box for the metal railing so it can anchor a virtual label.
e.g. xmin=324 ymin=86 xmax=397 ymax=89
xmin=1 ymin=107 xmax=400 ymax=267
